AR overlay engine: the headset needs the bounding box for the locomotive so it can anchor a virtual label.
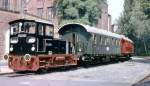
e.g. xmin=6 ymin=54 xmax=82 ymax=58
xmin=4 ymin=19 xmax=134 ymax=72
xmin=4 ymin=19 xmax=77 ymax=72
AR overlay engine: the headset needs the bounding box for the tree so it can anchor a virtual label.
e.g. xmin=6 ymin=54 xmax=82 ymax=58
xmin=56 ymin=0 xmax=106 ymax=26
xmin=118 ymin=0 xmax=150 ymax=55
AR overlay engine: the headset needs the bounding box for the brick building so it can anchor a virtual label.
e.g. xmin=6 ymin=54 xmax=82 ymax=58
xmin=0 ymin=0 xmax=56 ymax=59
xmin=97 ymin=3 xmax=113 ymax=32
xmin=0 ymin=0 xmax=114 ymax=59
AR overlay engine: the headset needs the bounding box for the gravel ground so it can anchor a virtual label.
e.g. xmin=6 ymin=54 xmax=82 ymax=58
xmin=29 ymin=57 xmax=150 ymax=86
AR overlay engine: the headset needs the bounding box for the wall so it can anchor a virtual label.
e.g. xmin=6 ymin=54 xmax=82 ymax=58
xmin=0 ymin=10 xmax=20 ymax=58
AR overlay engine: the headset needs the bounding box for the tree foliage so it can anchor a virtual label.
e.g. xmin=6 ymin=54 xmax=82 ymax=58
xmin=56 ymin=0 xmax=106 ymax=26
xmin=118 ymin=0 xmax=150 ymax=55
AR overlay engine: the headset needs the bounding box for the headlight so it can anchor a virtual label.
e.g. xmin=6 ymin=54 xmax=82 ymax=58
xmin=26 ymin=37 xmax=35 ymax=43
xmin=10 ymin=46 xmax=13 ymax=51
xmin=24 ymin=54 xmax=31 ymax=61
xmin=48 ymin=51 xmax=52 ymax=55
xmin=10 ymin=37 xmax=18 ymax=43
xmin=31 ymin=46 xmax=35 ymax=51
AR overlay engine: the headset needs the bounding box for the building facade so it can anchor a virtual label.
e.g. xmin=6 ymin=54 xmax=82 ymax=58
xmin=97 ymin=3 xmax=113 ymax=32
xmin=0 ymin=0 xmax=56 ymax=59
xmin=0 ymin=0 xmax=113 ymax=59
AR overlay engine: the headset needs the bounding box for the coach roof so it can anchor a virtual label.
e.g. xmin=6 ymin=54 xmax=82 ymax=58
xmin=59 ymin=23 xmax=122 ymax=39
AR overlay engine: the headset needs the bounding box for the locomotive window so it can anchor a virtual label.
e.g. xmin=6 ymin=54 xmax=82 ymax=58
xmin=38 ymin=24 xmax=44 ymax=35
xmin=10 ymin=23 xmax=19 ymax=35
xmin=24 ymin=22 xmax=36 ymax=34
xmin=45 ymin=25 xmax=53 ymax=36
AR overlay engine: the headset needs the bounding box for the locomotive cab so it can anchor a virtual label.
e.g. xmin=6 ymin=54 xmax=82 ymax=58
xmin=9 ymin=19 xmax=54 ymax=55
xmin=5 ymin=19 xmax=55 ymax=71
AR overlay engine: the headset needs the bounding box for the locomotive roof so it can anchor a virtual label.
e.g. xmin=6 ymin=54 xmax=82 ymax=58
xmin=9 ymin=19 xmax=53 ymax=25
xmin=59 ymin=23 xmax=133 ymax=43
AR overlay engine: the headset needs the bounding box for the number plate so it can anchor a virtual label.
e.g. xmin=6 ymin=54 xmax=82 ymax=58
xmin=18 ymin=34 xmax=27 ymax=37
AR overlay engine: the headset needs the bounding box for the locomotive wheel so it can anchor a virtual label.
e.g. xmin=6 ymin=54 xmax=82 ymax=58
xmin=36 ymin=68 xmax=48 ymax=74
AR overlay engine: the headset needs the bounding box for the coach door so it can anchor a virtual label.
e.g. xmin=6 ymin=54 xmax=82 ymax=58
xmin=72 ymin=33 xmax=80 ymax=54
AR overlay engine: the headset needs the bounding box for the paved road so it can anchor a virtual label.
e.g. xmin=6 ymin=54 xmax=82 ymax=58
xmin=0 ymin=57 xmax=150 ymax=86
xmin=133 ymin=74 xmax=150 ymax=86
xmin=0 ymin=62 xmax=7 ymax=66
xmin=0 ymin=76 xmax=132 ymax=86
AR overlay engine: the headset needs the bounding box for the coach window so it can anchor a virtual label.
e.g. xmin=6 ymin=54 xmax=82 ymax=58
xmin=102 ymin=37 xmax=105 ymax=45
xmin=114 ymin=39 xmax=116 ymax=45
xmin=118 ymin=40 xmax=120 ymax=46
xmin=114 ymin=39 xmax=116 ymax=46
xmin=100 ymin=36 xmax=103 ymax=45
xmin=116 ymin=40 xmax=119 ymax=46
xmin=99 ymin=36 xmax=102 ymax=45
xmin=107 ymin=38 xmax=110 ymax=45
xmin=45 ymin=25 xmax=53 ymax=36
xmin=93 ymin=35 xmax=97 ymax=44
xmin=106 ymin=38 xmax=108 ymax=45
xmin=38 ymin=24 xmax=44 ymax=35
xmin=104 ymin=37 xmax=106 ymax=45
xmin=111 ymin=38 xmax=115 ymax=45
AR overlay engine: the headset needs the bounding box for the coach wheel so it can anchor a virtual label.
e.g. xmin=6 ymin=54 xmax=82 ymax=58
xmin=127 ymin=55 xmax=131 ymax=60
xmin=36 ymin=68 xmax=48 ymax=74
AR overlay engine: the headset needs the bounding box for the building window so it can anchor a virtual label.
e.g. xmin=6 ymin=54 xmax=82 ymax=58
xmin=24 ymin=10 xmax=27 ymax=13
xmin=37 ymin=0 xmax=43 ymax=1
xmin=37 ymin=8 xmax=43 ymax=17
xmin=47 ymin=7 xmax=53 ymax=21
xmin=2 ymin=0 xmax=10 ymax=10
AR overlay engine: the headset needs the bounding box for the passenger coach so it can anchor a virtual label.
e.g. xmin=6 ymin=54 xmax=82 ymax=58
xmin=59 ymin=23 xmax=134 ymax=64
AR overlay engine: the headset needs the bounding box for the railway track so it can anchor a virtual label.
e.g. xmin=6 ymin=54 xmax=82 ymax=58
xmin=0 ymin=72 xmax=35 ymax=77
xmin=0 ymin=59 xmax=136 ymax=78
xmin=132 ymin=73 xmax=150 ymax=86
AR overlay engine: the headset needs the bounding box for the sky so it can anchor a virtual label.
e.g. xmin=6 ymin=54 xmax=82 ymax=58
xmin=107 ymin=0 xmax=124 ymax=24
